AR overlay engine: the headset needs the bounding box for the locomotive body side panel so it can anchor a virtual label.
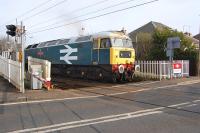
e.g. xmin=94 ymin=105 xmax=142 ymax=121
xmin=25 ymin=41 xmax=94 ymax=65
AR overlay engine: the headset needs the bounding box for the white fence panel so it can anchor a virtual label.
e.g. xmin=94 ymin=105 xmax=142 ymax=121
xmin=9 ymin=60 xmax=22 ymax=89
xmin=135 ymin=60 xmax=189 ymax=80
xmin=0 ymin=55 xmax=22 ymax=90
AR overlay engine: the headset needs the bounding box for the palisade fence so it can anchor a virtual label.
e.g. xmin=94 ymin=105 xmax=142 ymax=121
xmin=0 ymin=55 xmax=22 ymax=90
xmin=135 ymin=60 xmax=189 ymax=80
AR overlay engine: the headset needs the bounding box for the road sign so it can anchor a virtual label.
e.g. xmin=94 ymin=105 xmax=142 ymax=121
xmin=167 ymin=37 xmax=180 ymax=49
xmin=166 ymin=37 xmax=181 ymax=79
xmin=166 ymin=37 xmax=180 ymax=58
xmin=173 ymin=63 xmax=182 ymax=74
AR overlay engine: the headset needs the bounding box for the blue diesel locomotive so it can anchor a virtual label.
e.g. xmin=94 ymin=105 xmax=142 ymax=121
xmin=25 ymin=31 xmax=136 ymax=82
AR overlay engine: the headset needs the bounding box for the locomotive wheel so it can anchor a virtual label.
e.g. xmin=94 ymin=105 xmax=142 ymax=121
xmin=128 ymin=72 xmax=134 ymax=82
xmin=112 ymin=73 xmax=117 ymax=83
xmin=98 ymin=72 xmax=104 ymax=81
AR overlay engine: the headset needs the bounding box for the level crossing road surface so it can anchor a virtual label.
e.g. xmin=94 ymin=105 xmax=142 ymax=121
xmin=0 ymin=81 xmax=200 ymax=133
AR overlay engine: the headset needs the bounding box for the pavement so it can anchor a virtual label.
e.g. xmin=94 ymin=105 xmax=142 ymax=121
xmin=0 ymin=76 xmax=200 ymax=132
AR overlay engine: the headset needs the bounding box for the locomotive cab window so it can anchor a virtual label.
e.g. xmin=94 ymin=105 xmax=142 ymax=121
xmin=111 ymin=38 xmax=133 ymax=48
xmin=100 ymin=38 xmax=111 ymax=48
xmin=26 ymin=45 xmax=32 ymax=49
xmin=31 ymin=44 xmax=39 ymax=48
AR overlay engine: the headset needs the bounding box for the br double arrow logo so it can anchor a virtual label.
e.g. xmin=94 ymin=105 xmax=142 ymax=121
xmin=60 ymin=45 xmax=78 ymax=64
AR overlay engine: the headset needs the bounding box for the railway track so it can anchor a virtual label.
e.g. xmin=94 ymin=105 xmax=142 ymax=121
xmin=52 ymin=76 xmax=200 ymax=99
xmin=52 ymin=78 xmax=200 ymax=116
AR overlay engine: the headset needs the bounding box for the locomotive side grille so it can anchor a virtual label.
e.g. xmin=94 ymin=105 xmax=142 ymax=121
xmin=119 ymin=51 xmax=131 ymax=58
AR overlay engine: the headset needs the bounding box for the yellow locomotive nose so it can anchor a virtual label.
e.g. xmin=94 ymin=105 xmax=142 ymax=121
xmin=110 ymin=48 xmax=135 ymax=65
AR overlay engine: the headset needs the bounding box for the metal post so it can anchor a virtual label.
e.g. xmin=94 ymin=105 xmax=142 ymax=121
xmin=20 ymin=21 xmax=25 ymax=93
xmin=169 ymin=54 xmax=173 ymax=79
xmin=198 ymin=14 xmax=200 ymax=77
xmin=159 ymin=61 xmax=162 ymax=81
xmin=198 ymin=15 xmax=200 ymax=77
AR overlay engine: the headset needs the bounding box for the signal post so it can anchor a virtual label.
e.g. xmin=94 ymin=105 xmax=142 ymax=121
xmin=6 ymin=22 xmax=25 ymax=93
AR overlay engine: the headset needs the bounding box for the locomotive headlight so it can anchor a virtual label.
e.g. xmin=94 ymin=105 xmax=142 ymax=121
xmin=118 ymin=65 xmax=124 ymax=74
xmin=135 ymin=65 xmax=140 ymax=72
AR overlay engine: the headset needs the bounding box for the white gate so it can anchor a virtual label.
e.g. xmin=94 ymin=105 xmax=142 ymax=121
xmin=0 ymin=55 xmax=22 ymax=90
xmin=135 ymin=60 xmax=189 ymax=80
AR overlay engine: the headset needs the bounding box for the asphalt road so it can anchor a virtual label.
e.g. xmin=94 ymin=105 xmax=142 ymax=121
xmin=0 ymin=81 xmax=200 ymax=133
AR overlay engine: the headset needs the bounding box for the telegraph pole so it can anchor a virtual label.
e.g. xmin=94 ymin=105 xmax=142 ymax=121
xmin=198 ymin=15 xmax=200 ymax=77
xmin=20 ymin=21 xmax=25 ymax=93
xmin=198 ymin=31 xmax=200 ymax=77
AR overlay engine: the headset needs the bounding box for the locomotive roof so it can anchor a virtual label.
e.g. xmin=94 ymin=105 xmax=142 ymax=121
xmin=26 ymin=31 xmax=130 ymax=49
xmin=92 ymin=31 xmax=130 ymax=39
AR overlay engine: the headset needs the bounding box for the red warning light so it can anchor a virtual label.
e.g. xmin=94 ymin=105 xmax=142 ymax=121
xmin=173 ymin=63 xmax=181 ymax=69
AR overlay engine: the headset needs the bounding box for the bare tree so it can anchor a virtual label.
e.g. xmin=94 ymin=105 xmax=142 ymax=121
xmin=0 ymin=36 xmax=15 ymax=53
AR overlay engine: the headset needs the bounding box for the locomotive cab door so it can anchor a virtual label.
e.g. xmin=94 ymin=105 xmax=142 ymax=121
xmin=92 ymin=38 xmax=100 ymax=65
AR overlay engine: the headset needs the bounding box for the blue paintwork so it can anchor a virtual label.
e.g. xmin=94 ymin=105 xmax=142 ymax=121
xmin=25 ymin=41 xmax=110 ymax=65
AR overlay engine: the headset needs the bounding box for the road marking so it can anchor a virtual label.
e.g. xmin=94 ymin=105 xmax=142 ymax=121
xmin=1 ymin=80 xmax=200 ymax=106
xmin=83 ymin=87 xmax=102 ymax=91
xmin=177 ymin=104 xmax=198 ymax=109
xmin=168 ymin=102 xmax=190 ymax=107
xmin=0 ymin=95 xmax=101 ymax=106
xmin=9 ymin=108 xmax=163 ymax=133
xmin=38 ymin=111 xmax=162 ymax=133
xmin=193 ymin=100 xmax=200 ymax=103
xmin=112 ymin=81 xmax=160 ymax=88
xmin=127 ymin=81 xmax=161 ymax=86
xmin=108 ymin=88 xmax=151 ymax=96
xmin=9 ymin=98 xmax=200 ymax=133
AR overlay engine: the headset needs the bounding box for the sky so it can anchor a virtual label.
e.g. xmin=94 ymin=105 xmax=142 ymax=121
xmin=0 ymin=0 xmax=199 ymax=45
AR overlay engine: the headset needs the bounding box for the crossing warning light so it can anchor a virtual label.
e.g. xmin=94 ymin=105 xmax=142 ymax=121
xmin=173 ymin=63 xmax=182 ymax=74
xmin=6 ymin=25 xmax=17 ymax=37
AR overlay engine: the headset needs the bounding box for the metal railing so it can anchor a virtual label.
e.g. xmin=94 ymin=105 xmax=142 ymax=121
xmin=135 ymin=60 xmax=189 ymax=80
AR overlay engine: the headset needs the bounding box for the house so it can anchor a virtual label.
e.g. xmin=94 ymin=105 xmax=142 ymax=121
xmin=129 ymin=21 xmax=169 ymax=44
xmin=194 ymin=33 xmax=200 ymax=48
xmin=129 ymin=21 xmax=200 ymax=76
xmin=129 ymin=21 xmax=199 ymax=49
xmin=184 ymin=33 xmax=199 ymax=49
xmin=194 ymin=33 xmax=200 ymax=40
xmin=129 ymin=21 xmax=171 ymax=60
